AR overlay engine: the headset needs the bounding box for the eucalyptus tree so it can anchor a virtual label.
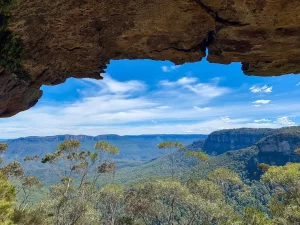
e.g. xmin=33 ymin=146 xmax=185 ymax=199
xmin=0 ymin=171 xmax=16 ymax=225
xmin=158 ymin=141 xmax=185 ymax=178
xmin=0 ymin=142 xmax=43 ymax=214
xmin=125 ymin=178 xmax=189 ymax=225
xmin=185 ymin=179 xmax=237 ymax=225
xmin=185 ymin=151 xmax=209 ymax=178
xmin=40 ymin=139 xmax=120 ymax=225
xmin=98 ymin=184 xmax=124 ymax=225
xmin=125 ymin=178 xmax=237 ymax=225
xmin=0 ymin=142 xmax=8 ymax=164
xmin=241 ymin=207 xmax=273 ymax=225
xmin=208 ymin=168 xmax=244 ymax=195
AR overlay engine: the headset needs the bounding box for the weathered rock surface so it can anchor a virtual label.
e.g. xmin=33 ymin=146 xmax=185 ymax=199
xmin=203 ymin=128 xmax=273 ymax=155
xmin=1 ymin=0 xmax=300 ymax=117
xmin=257 ymin=131 xmax=300 ymax=154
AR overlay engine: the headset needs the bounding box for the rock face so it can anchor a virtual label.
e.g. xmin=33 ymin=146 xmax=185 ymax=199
xmin=257 ymin=132 xmax=300 ymax=154
xmin=203 ymin=126 xmax=300 ymax=156
xmin=1 ymin=0 xmax=300 ymax=117
xmin=203 ymin=128 xmax=273 ymax=155
xmin=0 ymin=67 xmax=42 ymax=117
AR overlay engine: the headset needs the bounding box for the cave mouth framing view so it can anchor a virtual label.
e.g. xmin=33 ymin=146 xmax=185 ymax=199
xmin=1 ymin=0 xmax=300 ymax=224
xmin=1 ymin=58 xmax=300 ymax=225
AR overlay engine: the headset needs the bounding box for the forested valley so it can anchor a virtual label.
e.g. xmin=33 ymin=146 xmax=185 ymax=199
xmin=1 ymin=127 xmax=300 ymax=225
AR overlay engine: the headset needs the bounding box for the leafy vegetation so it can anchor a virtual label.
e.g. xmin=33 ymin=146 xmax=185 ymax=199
xmin=0 ymin=172 xmax=16 ymax=225
xmin=1 ymin=127 xmax=300 ymax=224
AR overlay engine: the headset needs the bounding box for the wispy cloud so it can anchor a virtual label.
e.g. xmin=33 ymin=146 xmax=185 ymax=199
xmin=274 ymin=116 xmax=296 ymax=126
xmin=221 ymin=116 xmax=232 ymax=123
xmin=250 ymin=85 xmax=272 ymax=93
xmin=160 ymin=77 xmax=197 ymax=86
xmin=160 ymin=76 xmax=229 ymax=98
xmin=254 ymin=118 xmax=271 ymax=123
xmin=85 ymin=75 xmax=146 ymax=94
xmin=193 ymin=106 xmax=211 ymax=112
xmin=252 ymin=99 xmax=271 ymax=106
xmin=296 ymin=82 xmax=300 ymax=87
xmin=161 ymin=65 xmax=181 ymax=72
xmin=0 ymin=70 xmax=299 ymax=138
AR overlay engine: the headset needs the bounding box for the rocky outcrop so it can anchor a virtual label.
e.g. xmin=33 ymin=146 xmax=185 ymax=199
xmin=257 ymin=132 xmax=300 ymax=154
xmin=203 ymin=128 xmax=273 ymax=155
xmin=0 ymin=67 xmax=42 ymax=117
xmin=1 ymin=0 xmax=300 ymax=116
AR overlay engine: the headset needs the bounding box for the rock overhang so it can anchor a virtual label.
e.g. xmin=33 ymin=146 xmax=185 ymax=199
xmin=1 ymin=0 xmax=300 ymax=117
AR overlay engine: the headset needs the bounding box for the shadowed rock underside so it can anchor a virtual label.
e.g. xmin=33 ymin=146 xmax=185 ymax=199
xmin=1 ymin=0 xmax=300 ymax=117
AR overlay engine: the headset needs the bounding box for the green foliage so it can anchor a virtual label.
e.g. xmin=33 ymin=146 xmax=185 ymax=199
xmin=0 ymin=142 xmax=8 ymax=152
xmin=4 ymin=134 xmax=300 ymax=224
xmin=125 ymin=178 xmax=237 ymax=224
xmin=1 ymin=161 xmax=24 ymax=178
xmin=187 ymin=179 xmax=224 ymax=202
xmin=23 ymin=155 xmax=39 ymax=162
xmin=0 ymin=172 xmax=16 ymax=225
xmin=0 ymin=142 xmax=8 ymax=164
xmin=185 ymin=151 xmax=209 ymax=161
xmin=99 ymin=184 xmax=124 ymax=224
xmin=36 ymin=140 xmax=121 ymax=224
xmin=0 ymin=0 xmax=30 ymax=81
xmin=157 ymin=141 xmax=186 ymax=178
xmin=208 ymin=167 xmax=243 ymax=186
xmin=242 ymin=207 xmax=273 ymax=225
xmin=158 ymin=141 xmax=185 ymax=150
xmin=262 ymin=163 xmax=300 ymax=224
xmin=94 ymin=140 xmax=120 ymax=155
xmin=262 ymin=163 xmax=300 ymax=186
xmin=57 ymin=140 xmax=81 ymax=152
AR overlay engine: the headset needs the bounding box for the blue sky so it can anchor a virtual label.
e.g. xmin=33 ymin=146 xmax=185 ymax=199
xmin=1 ymin=58 xmax=300 ymax=138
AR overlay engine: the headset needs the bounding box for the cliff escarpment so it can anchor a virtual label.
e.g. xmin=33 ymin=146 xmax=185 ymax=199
xmin=1 ymin=0 xmax=300 ymax=116
xmin=203 ymin=128 xmax=273 ymax=155
xmin=257 ymin=131 xmax=300 ymax=155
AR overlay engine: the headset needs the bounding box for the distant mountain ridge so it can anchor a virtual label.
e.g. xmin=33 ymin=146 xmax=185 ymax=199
xmin=2 ymin=127 xmax=300 ymax=186
xmin=5 ymin=134 xmax=203 ymax=142
xmin=109 ymin=126 xmax=300 ymax=185
xmin=3 ymin=134 xmax=206 ymax=163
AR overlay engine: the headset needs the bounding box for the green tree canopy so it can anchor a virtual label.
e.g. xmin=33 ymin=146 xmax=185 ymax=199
xmin=0 ymin=172 xmax=16 ymax=225
xmin=262 ymin=163 xmax=300 ymax=224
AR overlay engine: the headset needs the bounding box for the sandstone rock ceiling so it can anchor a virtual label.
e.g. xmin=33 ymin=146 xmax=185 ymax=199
xmin=1 ymin=0 xmax=300 ymax=117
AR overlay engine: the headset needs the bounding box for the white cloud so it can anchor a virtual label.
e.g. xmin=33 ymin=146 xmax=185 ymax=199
xmin=221 ymin=116 xmax=232 ymax=123
xmin=156 ymin=106 xmax=171 ymax=109
xmin=1 ymin=73 xmax=300 ymax=139
xmin=161 ymin=65 xmax=180 ymax=72
xmin=250 ymin=85 xmax=272 ymax=93
xmin=160 ymin=76 xmax=229 ymax=98
xmin=159 ymin=77 xmax=197 ymax=86
xmin=274 ymin=116 xmax=296 ymax=126
xmin=296 ymin=82 xmax=300 ymax=87
xmin=193 ymin=106 xmax=211 ymax=112
xmin=252 ymin=99 xmax=271 ymax=105
xmin=254 ymin=118 xmax=271 ymax=123
xmin=85 ymin=74 xmax=146 ymax=94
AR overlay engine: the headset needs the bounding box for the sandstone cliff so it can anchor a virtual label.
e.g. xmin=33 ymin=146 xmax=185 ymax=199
xmin=203 ymin=128 xmax=273 ymax=155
